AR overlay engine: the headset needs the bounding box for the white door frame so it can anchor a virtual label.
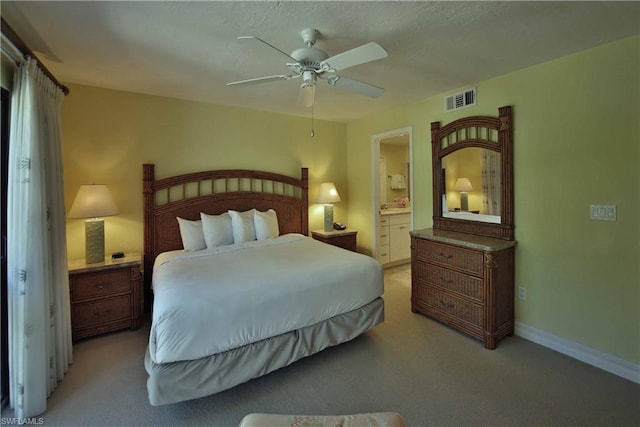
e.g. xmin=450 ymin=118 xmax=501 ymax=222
xmin=371 ymin=126 xmax=413 ymax=261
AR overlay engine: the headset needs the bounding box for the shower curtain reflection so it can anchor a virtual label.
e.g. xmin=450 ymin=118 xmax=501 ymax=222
xmin=482 ymin=150 xmax=501 ymax=215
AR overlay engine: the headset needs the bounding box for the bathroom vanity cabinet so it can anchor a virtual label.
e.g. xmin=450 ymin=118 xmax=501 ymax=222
xmin=379 ymin=211 xmax=411 ymax=265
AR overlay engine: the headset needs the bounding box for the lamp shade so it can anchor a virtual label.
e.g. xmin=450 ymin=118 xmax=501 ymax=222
xmin=454 ymin=178 xmax=474 ymax=192
xmin=68 ymin=185 xmax=119 ymax=219
xmin=316 ymin=182 xmax=341 ymax=204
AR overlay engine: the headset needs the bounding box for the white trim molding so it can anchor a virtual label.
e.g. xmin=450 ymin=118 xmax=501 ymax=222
xmin=515 ymin=321 xmax=640 ymax=384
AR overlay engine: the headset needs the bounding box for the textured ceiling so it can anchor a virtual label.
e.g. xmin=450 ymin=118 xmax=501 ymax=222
xmin=2 ymin=1 xmax=639 ymax=122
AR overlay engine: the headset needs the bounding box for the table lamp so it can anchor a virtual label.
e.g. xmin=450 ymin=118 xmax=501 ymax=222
xmin=316 ymin=182 xmax=341 ymax=232
xmin=68 ymin=184 xmax=119 ymax=264
xmin=455 ymin=178 xmax=473 ymax=211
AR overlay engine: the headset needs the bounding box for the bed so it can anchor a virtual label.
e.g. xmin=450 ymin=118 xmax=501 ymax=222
xmin=142 ymin=164 xmax=384 ymax=406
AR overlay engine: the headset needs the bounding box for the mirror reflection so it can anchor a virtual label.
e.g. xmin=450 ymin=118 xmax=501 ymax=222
xmin=441 ymin=147 xmax=501 ymax=224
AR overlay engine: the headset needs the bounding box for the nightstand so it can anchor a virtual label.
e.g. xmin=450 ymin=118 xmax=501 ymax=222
xmin=68 ymin=254 xmax=142 ymax=341
xmin=311 ymin=229 xmax=357 ymax=252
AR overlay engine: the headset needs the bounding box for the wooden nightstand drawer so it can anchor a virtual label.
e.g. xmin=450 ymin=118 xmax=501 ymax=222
xmin=68 ymin=254 xmax=142 ymax=341
xmin=311 ymin=229 xmax=357 ymax=252
xmin=71 ymin=269 xmax=131 ymax=302
xmin=72 ymin=294 xmax=132 ymax=327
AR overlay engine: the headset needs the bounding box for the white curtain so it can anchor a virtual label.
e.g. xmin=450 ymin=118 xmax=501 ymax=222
xmin=7 ymin=57 xmax=72 ymax=418
xmin=481 ymin=150 xmax=501 ymax=215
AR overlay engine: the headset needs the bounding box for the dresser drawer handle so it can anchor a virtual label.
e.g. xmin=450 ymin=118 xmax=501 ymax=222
xmin=438 ymin=252 xmax=453 ymax=260
xmin=380 ymin=234 xmax=387 ymax=238
xmin=96 ymin=284 xmax=106 ymax=289
xmin=439 ymin=277 xmax=453 ymax=284
xmin=440 ymin=300 xmax=455 ymax=309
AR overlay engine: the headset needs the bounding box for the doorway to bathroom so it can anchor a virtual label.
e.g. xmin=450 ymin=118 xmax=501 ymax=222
xmin=371 ymin=127 xmax=413 ymax=265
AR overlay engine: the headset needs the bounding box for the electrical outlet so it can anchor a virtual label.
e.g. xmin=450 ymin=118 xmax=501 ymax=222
xmin=518 ymin=286 xmax=527 ymax=300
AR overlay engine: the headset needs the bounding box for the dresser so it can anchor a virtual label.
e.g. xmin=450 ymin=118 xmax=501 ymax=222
xmin=311 ymin=229 xmax=357 ymax=252
xmin=411 ymin=229 xmax=516 ymax=349
xmin=68 ymin=254 xmax=142 ymax=341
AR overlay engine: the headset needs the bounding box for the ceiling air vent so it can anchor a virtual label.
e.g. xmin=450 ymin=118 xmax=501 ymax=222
xmin=444 ymin=88 xmax=476 ymax=112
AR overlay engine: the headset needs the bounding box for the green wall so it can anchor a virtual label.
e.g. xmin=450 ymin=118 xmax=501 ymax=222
xmin=61 ymin=85 xmax=348 ymax=261
xmin=346 ymin=36 xmax=640 ymax=365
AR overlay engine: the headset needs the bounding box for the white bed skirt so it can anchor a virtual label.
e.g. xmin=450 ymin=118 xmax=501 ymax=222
xmin=145 ymin=297 xmax=384 ymax=406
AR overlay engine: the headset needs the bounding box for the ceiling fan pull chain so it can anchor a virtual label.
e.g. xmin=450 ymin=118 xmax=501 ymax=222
xmin=310 ymin=104 xmax=315 ymax=137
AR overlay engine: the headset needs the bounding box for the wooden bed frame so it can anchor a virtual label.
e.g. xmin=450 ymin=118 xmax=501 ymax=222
xmin=142 ymin=164 xmax=309 ymax=311
xmin=142 ymin=164 xmax=383 ymax=405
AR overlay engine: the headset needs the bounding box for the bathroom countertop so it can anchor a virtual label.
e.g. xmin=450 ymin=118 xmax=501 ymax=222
xmin=380 ymin=208 xmax=411 ymax=216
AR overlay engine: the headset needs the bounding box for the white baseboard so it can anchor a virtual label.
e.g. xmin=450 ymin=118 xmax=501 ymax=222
xmin=515 ymin=321 xmax=640 ymax=384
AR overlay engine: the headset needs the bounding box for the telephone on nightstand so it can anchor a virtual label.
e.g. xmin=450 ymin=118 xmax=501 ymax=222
xmin=333 ymin=222 xmax=347 ymax=230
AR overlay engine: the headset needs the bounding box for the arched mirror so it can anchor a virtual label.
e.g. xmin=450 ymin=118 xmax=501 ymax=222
xmin=431 ymin=106 xmax=514 ymax=240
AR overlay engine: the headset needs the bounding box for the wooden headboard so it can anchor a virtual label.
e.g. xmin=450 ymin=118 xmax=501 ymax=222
xmin=142 ymin=164 xmax=309 ymax=310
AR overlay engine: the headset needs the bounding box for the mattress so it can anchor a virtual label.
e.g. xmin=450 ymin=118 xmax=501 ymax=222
xmin=149 ymin=234 xmax=384 ymax=364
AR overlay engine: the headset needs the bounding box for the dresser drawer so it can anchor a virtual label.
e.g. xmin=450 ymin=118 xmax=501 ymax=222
xmin=414 ymin=260 xmax=483 ymax=301
xmin=71 ymin=269 xmax=131 ymax=302
xmin=414 ymin=283 xmax=483 ymax=327
xmin=413 ymin=238 xmax=483 ymax=276
xmin=72 ymin=294 xmax=132 ymax=328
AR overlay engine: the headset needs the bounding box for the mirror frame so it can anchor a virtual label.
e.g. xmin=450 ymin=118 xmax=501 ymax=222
xmin=431 ymin=106 xmax=514 ymax=240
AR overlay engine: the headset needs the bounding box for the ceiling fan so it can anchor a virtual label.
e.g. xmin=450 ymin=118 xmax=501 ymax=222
xmin=226 ymin=28 xmax=388 ymax=108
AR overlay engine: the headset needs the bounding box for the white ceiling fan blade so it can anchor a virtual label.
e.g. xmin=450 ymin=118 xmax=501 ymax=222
xmin=226 ymin=75 xmax=292 ymax=87
xmin=322 ymin=42 xmax=388 ymax=71
xmin=328 ymin=76 xmax=385 ymax=98
xmin=299 ymin=84 xmax=315 ymax=107
xmin=238 ymin=36 xmax=299 ymax=63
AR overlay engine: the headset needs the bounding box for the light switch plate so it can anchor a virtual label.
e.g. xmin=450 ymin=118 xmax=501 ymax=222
xmin=590 ymin=204 xmax=616 ymax=221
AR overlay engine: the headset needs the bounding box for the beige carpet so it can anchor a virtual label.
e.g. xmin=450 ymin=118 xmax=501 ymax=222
xmin=2 ymin=264 xmax=639 ymax=426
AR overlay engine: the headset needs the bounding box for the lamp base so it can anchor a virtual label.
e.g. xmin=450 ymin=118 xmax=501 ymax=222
xmin=85 ymin=219 xmax=105 ymax=264
xmin=323 ymin=205 xmax=334 ymax=232
xmin=460 ymin=193 xmax=469 ymax=211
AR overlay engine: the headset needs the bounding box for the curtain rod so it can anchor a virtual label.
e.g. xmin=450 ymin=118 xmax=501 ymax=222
xmin=1 ymin=17 xmax=70 ymax=96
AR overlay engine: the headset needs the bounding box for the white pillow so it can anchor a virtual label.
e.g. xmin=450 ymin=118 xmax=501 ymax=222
xmin=254 ymin=209 xmax=279 ymax=240
xmin=200 ymin=212 xmax=234 ymax=248
xmin=176 ymin=217 xmax=206 ymax=252
xmin=228 ymin=209 xmax=257 ymax=243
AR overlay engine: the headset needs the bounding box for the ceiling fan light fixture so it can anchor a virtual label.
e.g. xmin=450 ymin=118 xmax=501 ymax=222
xmin=299 ymin=82 xmax=315 ymax=108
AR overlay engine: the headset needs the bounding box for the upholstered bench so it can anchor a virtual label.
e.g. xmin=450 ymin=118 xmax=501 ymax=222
xmin=238 ymin=412 xmax=405 ymax=427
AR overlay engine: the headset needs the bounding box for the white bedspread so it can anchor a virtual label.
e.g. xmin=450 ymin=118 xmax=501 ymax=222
xmin=149 ymin=234 xmax=383 ymax=364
